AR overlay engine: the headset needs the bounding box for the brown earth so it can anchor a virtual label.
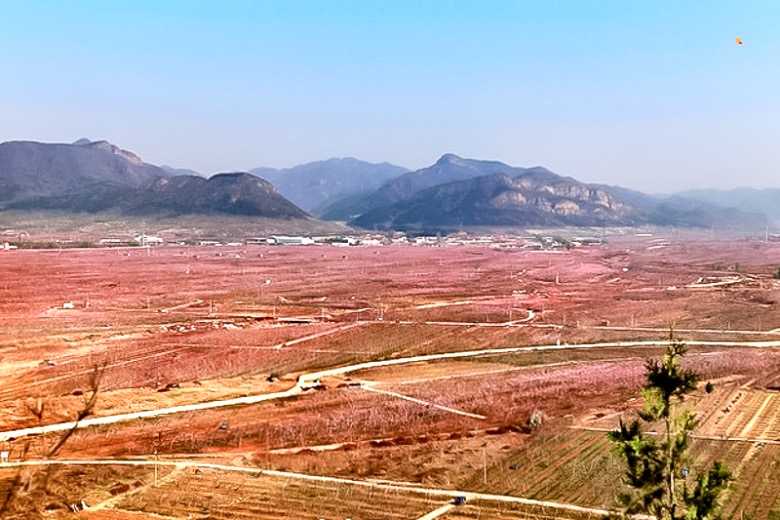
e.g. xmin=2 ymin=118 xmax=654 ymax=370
xmin=2 ymin=230 xmax=780 ymax=518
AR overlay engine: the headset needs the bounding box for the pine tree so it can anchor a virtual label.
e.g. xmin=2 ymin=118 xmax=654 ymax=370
xmin=608 ymin=337 xmax=731 ymax=519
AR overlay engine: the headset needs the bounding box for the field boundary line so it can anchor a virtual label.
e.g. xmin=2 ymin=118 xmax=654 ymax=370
xmin=572 ymin=425 xmax=780 ymax=445
xmin=587 ymin=325 xmax=780 ymax=336
xmin=361 ymin=385 xmax=487 ymax=420
xmin=273 ymin=321 xmax=367 ymax=349
xmin=738 ymin=394 xmax=773 ymax=438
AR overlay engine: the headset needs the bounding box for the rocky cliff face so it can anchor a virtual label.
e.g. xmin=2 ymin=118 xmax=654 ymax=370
xmin=319 ymin=154 xmax=557 ymax=222
xmin=491 ymin=175 xmax=627 ymax=215
xmin=351 ymin=170 xmax=641 ymax=231
xmin=349 ymin=156 xmax=765 ymax=231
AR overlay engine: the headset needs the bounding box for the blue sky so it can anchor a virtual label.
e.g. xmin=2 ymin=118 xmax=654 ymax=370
xmin=2 ymin=1 xmax=778 ymax=192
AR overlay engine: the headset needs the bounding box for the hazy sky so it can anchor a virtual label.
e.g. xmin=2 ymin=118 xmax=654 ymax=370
xmin=2 ymin=1 xmax=778 ymax=192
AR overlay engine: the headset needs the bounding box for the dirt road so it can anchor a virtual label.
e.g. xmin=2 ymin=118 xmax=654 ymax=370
xmin=3 ymin=337 xmax=780 ymax=442
xmin=0 ymin=458 xmax=620 ymax=518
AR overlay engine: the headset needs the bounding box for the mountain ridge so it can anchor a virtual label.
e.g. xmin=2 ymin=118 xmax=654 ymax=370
xmin=343 ymin=154 xmax=768 ymax=232
xmin=0 ymin=141 xmax=771 ymax=231
xmin=0 ymin=140 xmax=308 ymax=220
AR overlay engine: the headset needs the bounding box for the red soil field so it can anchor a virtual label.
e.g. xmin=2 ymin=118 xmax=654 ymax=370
xmin=2 ymin=231 xmax=780 ymax=518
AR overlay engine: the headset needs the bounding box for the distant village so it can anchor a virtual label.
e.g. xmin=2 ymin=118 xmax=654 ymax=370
xmin=5 ymin=228 xmax=780 ymax=253
xmin=0 ymin=229 xmax=611 ymax=251
xmin=1 ymin=232 xmax=605 ymax=250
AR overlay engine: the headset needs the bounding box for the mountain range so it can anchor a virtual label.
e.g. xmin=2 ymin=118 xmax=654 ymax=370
xmin=0 ymin=139 xmax=772 ymax=232
xmin=251 ymin=158 xmax=408 ymax=213
xmin=320 ymin=154 xmax=768 ymax=232
xmin=0 ymin=140 xmax=307 ymax=220
xmin=673 ymin=188 xmax=780 ymax=225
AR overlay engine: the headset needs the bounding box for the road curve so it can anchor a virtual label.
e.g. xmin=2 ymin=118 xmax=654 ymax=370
xmin=0 ymin=386 xmax=302 ymax=442
xmin=3 ymin=338 xmax=780 ymax=442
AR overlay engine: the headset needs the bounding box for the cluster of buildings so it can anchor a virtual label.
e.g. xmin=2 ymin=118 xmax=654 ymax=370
xmin=89 ymin=232 xmax=602 ymax=250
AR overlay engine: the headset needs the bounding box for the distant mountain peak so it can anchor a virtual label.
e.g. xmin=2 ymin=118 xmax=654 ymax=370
xmin=249 ymin=158 xmax=408 ymax=212
xmin=83 ymin=140 xmax=143 ymax=164
xmin=71 ymin=138 xmax=143 ymax=164
xmin=435 ymin=153 xmax=464 ymax=165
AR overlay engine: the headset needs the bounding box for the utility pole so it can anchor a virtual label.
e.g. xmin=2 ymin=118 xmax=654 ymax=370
xmin=483 ymin=447 xmax=487 ymax=484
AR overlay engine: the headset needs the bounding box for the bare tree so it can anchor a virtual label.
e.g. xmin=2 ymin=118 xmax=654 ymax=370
xmin=1 ymin=365 xmax=103 ymax=518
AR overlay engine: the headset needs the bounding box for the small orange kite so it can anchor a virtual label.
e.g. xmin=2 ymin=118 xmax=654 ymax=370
xmin=736 ymin=37 xmax=743 ymax=45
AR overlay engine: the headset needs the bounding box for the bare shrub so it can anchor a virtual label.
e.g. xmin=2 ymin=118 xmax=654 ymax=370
xmin=527 ymin=409 xmax=544 ymax=432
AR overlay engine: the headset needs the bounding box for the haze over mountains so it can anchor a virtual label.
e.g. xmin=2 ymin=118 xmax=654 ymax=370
xmin=0 ymin=139 xmax=773 ymax=232
xmin=251 ymin=158 xmax=408 ymax=212
xmin=674 ymin=188 xmax=780 ymax=226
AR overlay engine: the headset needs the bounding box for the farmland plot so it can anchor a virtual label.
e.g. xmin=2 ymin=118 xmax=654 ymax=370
xmin=4 ymin=236 xmax=780 ymax=518
xmin=722 ymin=443 xmax=780 ymax=520
xmin=463 ymin=428 xmax=622 ymax=509
xmin=442 ymin=500 xmax=604 ymax=520
xmin=116 ymin=466 xmax=439 ymax=519
xmin=698 ymin=389 xmax=780 ymax=439
xmin=0 ymin=464 xmax=163 ymax=519
xmin=463 ymin=427 xmax=780 ymax=517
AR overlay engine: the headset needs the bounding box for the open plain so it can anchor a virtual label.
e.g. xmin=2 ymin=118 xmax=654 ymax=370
xmin=2 ymin=230 xmax=780 ymax=519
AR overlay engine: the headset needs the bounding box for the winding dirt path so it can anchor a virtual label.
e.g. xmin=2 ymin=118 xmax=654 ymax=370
xmin=3 ymin=337 xmax=780 ymax=442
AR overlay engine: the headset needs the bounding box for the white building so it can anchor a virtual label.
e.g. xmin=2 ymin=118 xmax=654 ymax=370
xmin=268 ymin=236 xmax=314 ymax=246
xmin=135 ymin=235 xmax=164 ymax=246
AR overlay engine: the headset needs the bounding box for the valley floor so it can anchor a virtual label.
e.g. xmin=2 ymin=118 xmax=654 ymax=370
xmin=2 ymin=230 xmax=780 ymax=518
